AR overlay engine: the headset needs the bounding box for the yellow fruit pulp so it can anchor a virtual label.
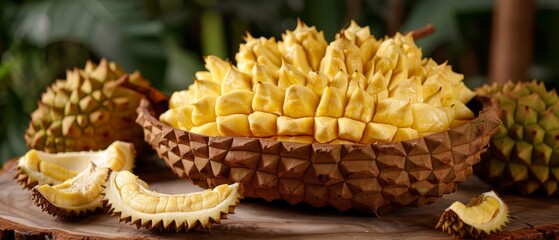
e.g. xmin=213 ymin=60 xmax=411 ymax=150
xmin=160 ymin=20 xmax=476 ymax=144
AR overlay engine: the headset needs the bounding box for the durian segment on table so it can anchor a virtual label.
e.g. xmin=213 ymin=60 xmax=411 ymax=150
xmin=32 ymin=162 xmax=109 ymax=217
xmin=160 ymin=20 xmax=476 ymax=144
xmin=15 ymin=141 xmax=135 ymax=188
xmin=476 ymin=80 xmax=559 ymax=196
xmin=436 ymin=190 xmax=510 ymax=238
xmin=18 ymin=141 xmax=136 ymax=217
xmin=103 ymin=170 xmax=243 ymax=232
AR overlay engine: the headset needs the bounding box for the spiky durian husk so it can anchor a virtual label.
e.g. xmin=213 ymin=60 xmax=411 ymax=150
xmin=25 ymin=59 xmax=159 ymax=154
xmin=475 ymin=80 xmax=559 ymax=196
xmin=160 ymin=20 xmax=476 ymax=144
xmin=102 ymin=170 xmax=243 ymax=232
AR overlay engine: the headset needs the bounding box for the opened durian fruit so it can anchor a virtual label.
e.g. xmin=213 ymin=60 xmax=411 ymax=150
xmin=138 ymin=20 xmax=501 ymax=214
xmin=159 ymin=20 xmax=476 ymax=144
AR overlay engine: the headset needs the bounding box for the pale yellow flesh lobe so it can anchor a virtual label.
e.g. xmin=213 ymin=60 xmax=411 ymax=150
xmin=159 ymin=20 xmax=477 ymax=144
xmin=17 ymin=141 xmax=135 ymax=187
xmin=35 ymin=162 xmax=107 ymax=209
xmin=103 ymin=170 xmax=242 ymax=231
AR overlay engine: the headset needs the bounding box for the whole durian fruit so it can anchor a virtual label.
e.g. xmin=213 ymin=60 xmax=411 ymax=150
xmin=475 ymin=80 xmax=559 ymax=196
xmin=25 ymin=59 xmax=164 ymax=153
xmin=160 ymin=20 xmax=476 ymax=144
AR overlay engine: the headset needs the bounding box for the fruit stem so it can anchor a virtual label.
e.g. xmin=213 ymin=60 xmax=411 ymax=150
xmin=409 ymin=24 xmax=435 ymax=40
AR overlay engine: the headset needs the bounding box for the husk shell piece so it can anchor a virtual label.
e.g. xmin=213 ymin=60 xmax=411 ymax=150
xmin=102 ymin=170 xmax=243 ymax=232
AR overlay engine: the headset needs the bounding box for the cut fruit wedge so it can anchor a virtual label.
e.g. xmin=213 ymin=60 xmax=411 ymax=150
xmin=15 ymin=141 xmax=135 ymax=189
xmin=436 ymin=191 xmax=510 ymax=238
xmin=32 ymin=162 xmax=109 ymax=217
xmin=102 ymin=170 xmax=243 ymax=232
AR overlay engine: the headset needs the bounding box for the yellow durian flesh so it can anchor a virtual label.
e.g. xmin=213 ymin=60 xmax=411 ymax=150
xmin=27 ymin=141 xmax=136 ymax=217
xmin=319 ymin=45 xmax=347 ymax=78
xmin=236 ymin=34 xmax=282 ymax=75
xmin=277 ymin=135 xmax=315 ymax=144
xmin=345 ymin=86 xmax=375 ymax=123
xmin=314 ymin=117 xmax=338 ymax=143
xmin=278 ymin=61 xmax=307 ymax=90
xmin=216 ymin=90 xmax=254 ymax=116
xmin=280 ymin=19 xmax=328 ymax=72
xmin=190 ymin=122 xmax=220 ymax=137
xmin=373 ymin=98 xmax=413 ymax=128
xmin=221 ymin=66 xmax=252 ymax=94
xmin=393 ymin=128 xmax=419 ymax=142
xmin=277 ymin=116 xmax=314 ymax=136
xmin=252 ymin=82 xmax=285 ymax=115
xmin=283 ymin=85 xmax=319 ymax=118
xmin=204 ymin=56 xmax=230 ymax=84
xmin=306 ymin=71 xmax=329 ymax=96
xmin=194 ymin=71 xmax=212 ymax=81
xmin=248 ymin=112 xmax=278 ymax=137
xmin=361 ymin=122 xmax=398 ymax=143
xmin=316 ymin=87 xmax=346 ymax=118
xmin=411 ymin=103 xmax=451 ymax=133
xmin=169 ymin=90 xmax=194 ymax=109
xmin=338 ymin=118 xmax=366 ymax=142
xmin=159 ymin=105 xmax=194 ymax=131
xmin=16 ymin=141 xmax=135 ymax=188
xmin=32 ymin=162 xmax=108 ymax=217
xmin=252 ymin=64 xmax=278 ymax=88
xmin=194 ymin=79 xmax=221 ymax=99
xmin=191 ymin=96 xmax=217 ymax=126
xmin=103 ymin=170 xmax=242 ymax=232
xmin=217 ymin=115 xmax=252 ymax=137
xmin=162 ymin=20 xmax=477 ymax=144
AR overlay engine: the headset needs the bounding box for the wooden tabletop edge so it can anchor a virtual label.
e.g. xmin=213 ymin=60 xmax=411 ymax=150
xmin=487 ymin=222 xmax=559 ymax=240
xmin=0 ymin=216 xmax=139 ymax=240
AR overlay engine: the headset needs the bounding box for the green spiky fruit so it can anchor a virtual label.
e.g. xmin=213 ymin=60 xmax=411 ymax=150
xmin=475 ymin=80 xmax=559 ymax=196
xmin=25 ymin=59 xmax=159 ymax=153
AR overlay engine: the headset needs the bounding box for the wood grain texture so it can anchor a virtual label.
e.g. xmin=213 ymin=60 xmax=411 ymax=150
xmin=1 ymin=156 xmax=558 ymax=240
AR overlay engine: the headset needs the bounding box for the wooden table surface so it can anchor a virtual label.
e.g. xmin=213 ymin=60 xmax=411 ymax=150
xmin=1 ymin=157 xmax=558 ymax=240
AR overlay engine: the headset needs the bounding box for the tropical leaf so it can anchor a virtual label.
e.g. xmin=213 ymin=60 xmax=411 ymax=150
xmin=7 ymin=0 xmax=168 ymax=87
xmin=163 ymin=33 xmax=203 ymax=93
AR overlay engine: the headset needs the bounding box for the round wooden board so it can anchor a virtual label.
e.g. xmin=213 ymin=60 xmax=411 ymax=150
xmin=1 ymin=156 xmax=558 ymax=239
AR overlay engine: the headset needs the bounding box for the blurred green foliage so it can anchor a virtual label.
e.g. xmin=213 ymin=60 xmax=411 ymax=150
xmin=1 ymin=0 xmax=559 ymax=166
